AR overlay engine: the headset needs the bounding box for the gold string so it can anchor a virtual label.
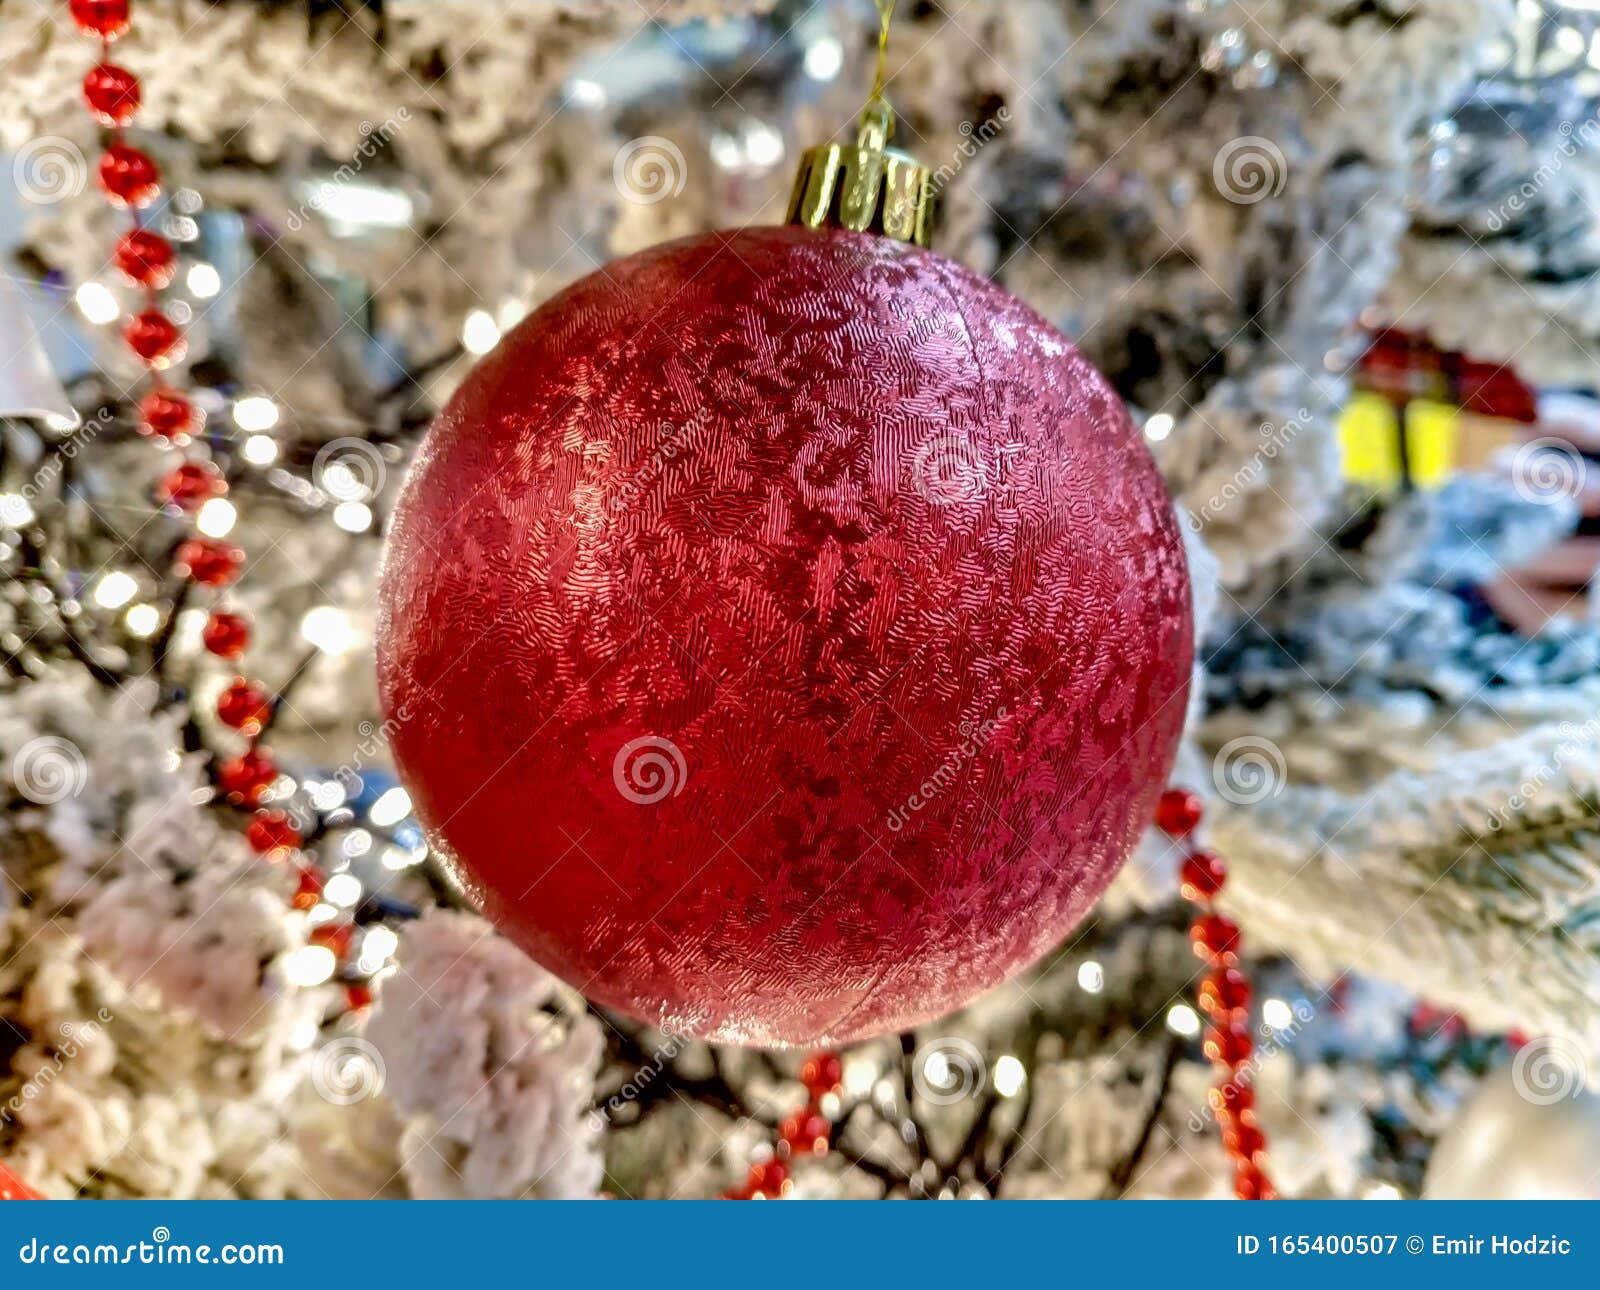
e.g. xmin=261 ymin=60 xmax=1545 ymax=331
xmin=869 ymin=0 xmax=897 ymax=108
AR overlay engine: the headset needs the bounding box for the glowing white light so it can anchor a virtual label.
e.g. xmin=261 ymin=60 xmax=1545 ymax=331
xmin=1262 ymin=997 xmax=1294 ymax=1030
xmin=282 ymin=944 xmax=337 ymax=987
xmin=311 ymin=181 xmax=414 ymax=232
xmin=124 ymin=603 xmax=160 ymax=637
xmin=369 ymin=786 xmax=412 ymax=827
xmin=232 ymin=396 xmax=280 ymax=432
xmin=186 ymin=263 xmax=221 ymax=298
xmin=1077 ymin=960 xmax=1104 ymax=994
xmin=843 ymin=1055 xmax=878 ymax=1098
xmin=93 ymin=570 xmax=138 ymax=609
xmin=805 ymin=36 xmax=844 ymax=81
xmin=243 ymin=434 xmax=279 ymax=465
xmin=1144 ymin=412 xmax=1174 ymax=442
xmin=74 ymin=281 xmax=119 ymax=324
xmin=568 ymin=78 xmax=607 ymax=109
xmin=1166 ymin=1003 xmax=1201 ymax=1037
xmin=332 ymin=501 xmax=372 ymax=533
xmin=342 ymin=829 xmax=373 ymax=858
xmin=461 ymin=309 xmax=500 ymax=355
xmin=993 ymin=1055 xmax=1026 ymax=1098
xmin=744 ymin=121 xmax=785 ymax=169
xmin=381 ymin=845 xmax=419 ymax=871
xmin=195 ymin=497 xmax=237 ymax=537
xmin=308 ymin=779 xmax=347 ymax=811
xmin=300 ymin=605 xmax=358 ymax=655
xmin=497 ymin=298 xmax=529 ymax=329
xmin=1364 ymin=1182 xmax=1401 ymax=1201
xmin=363 ymin=926 xmax=398 ymax=960
xmin=0 ymin=495 xmax=36 ymax=528
xmin=323 ymin=872 xmax=362 ymax=907
xmin=44 ymin=412 xmax=79 ymax=433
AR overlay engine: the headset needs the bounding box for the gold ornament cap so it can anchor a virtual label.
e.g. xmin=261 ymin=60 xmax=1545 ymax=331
xmin=786 ymin=98 xmax=934 ymax=248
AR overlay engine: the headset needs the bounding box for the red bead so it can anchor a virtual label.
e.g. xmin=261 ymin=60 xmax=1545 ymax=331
xmin=1209 ymin=1077 xmax=1255 ymax=1119
xmin=83 ymin=63 xmax=140 ymax=125
xmin=114 ymin=228 xmax=175 ymax=289
xmin=246 ymin=809 xmax=300 ymax=857
xmin=1199 ymin=965 xmax=1252 ymax=1021
xmin=779 ymin=1108 xmax=831 ymax=1157
xmin=1190 ymin=912 xmax=1241 ymax=961
xmin=138 ymin=387 xmax=194 ymax=440
xmin=202 ymin=610 xmax=251 ymax=659
xmin=70 ymin=0 xmax=130 ymax=39
xmin=1234 ymin=1161 xmax=1276 ymax=1201
xmin=745 ymin=1160 xmax=789 ymax=1199
xmin=1224 ymin=1117 xmax=1267 ymax=1165
xmin=217 ymin=677 xmax=271 ymax=734
xmin=156 ymin=460 xmax=223 ymax=510
xmin=1180 ymin=849 xmax=1227 ymax=902
xmin=98 ymin=144 xmax=160 ymax=208
xmin=291 ymin=866 xmax=325 ymax=911
xmin=344 ymin=983 xmax=374 ymax=1012
xmin=799 ymin=1052 xmax=842 ymax=1098
xmin=1155 ymin=788 xmax=1204 ymax=837
xmin=175 ymin=538 xmax=243 ymax=588
xmin=1204 ymin=1021 xmax=1254 ymax=1067
xmin=216 ymin=747 xmax=277 ymax=805
xmin=0 ymin=1160 xmax=39 ymax=1201
xmin=124 ymin=309 xmax=182 ymax=365
xmin=310 ymin=923 xmax=354 ymax=959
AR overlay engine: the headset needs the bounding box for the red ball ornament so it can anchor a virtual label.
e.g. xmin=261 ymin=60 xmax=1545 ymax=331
xmin=217 ymin=677 xmax=271 ymax=734
xmin=114 ymin=228 xmax=175 ymax=289
xmin=98 ymin=144 xmax=160 ymax=208
xmin=70 ymin=0 xmax=130 ymax=40
xmin=377 ymin=224 xmax=1191 ymax=1046
xmin=175 ymin=538 xmax=242 ymax=587
xmin=156 ymin=460 xmax=223 ymax=510
xmin=123 ymin=309 xmax=183 ymax=366
xmin=201 ymin=610 xmax=251 ymax=659
xmin=84 ymin=63 xmax=140 ymax=126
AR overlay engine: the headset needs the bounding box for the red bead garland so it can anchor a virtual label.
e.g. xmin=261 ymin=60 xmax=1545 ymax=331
xmin=98 ymin=143 xmax=160 ymax=207
xmin=83 ymin=62 xmax=141 ymax=126
xmin=70 ymin=0 xmax=130 ymax=40
xmin=201 ymin=610 xmax=251 ymax=658
xmin=720 ymin=1049 xmax=840 ymax=1199
xmin=114 ymin=228 xmax=175 ymax=288
xmin=1156 ymin=787 xmax=1277 ymax=1201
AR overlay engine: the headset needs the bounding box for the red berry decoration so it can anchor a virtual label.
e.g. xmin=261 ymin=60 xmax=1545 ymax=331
xmin=114 ymin=228 xmax=175 ymax=289
xmin=779 ymin=1109 xmax=831 ymax=1157
xmin=217 ymin=748 xmax=278 ymax=805
xmin=1158 ymin=784 xmax=1274 ymax=1199
xmin=1180 ymin=850 xmax=1227 ymax=901
xmin=175 ymin=538 xmax=242 ymax=587
xmin=345 ymin=983 xmax=374 ymax=1012
xmin=98 ymin=143 xmax=160 ymax=207
xmin=70 ymin=0 xmax=130 ymax=39
xmin=292 ymin=866 xmax=325 ymax=911
xmin=156 ymin=461 xmax=223 ymax=510
xmin=124 ymin=309 xmax=183 ymax=365
xmin=217 ymin=678 xmax=271 ymax=734
xmin=800 ymin=1052 xmax=843 ymax=1098
xmin=378 ymin=224 xmax=1193 ymax=1045
xmin=83 ymin=63 xmax=140 ymax=125
xmin=246 ymin=809 xmax=301 ymax=857
xmin=1155 ymin=788 xmax=1205 ymax=837
xmin=744 ymin=1159 xmax=790 ymax=1200
xmin=202 ymin=610 xmax=251 ymax=658
xmin=310 ymin=922 xmax=354 ymax=959
xmin=138 ymin=386 xmax=194 ymax=439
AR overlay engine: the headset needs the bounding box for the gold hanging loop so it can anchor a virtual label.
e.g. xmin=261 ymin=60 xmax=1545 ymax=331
xmin=785 ymin=0 xmax=933 ymax=247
